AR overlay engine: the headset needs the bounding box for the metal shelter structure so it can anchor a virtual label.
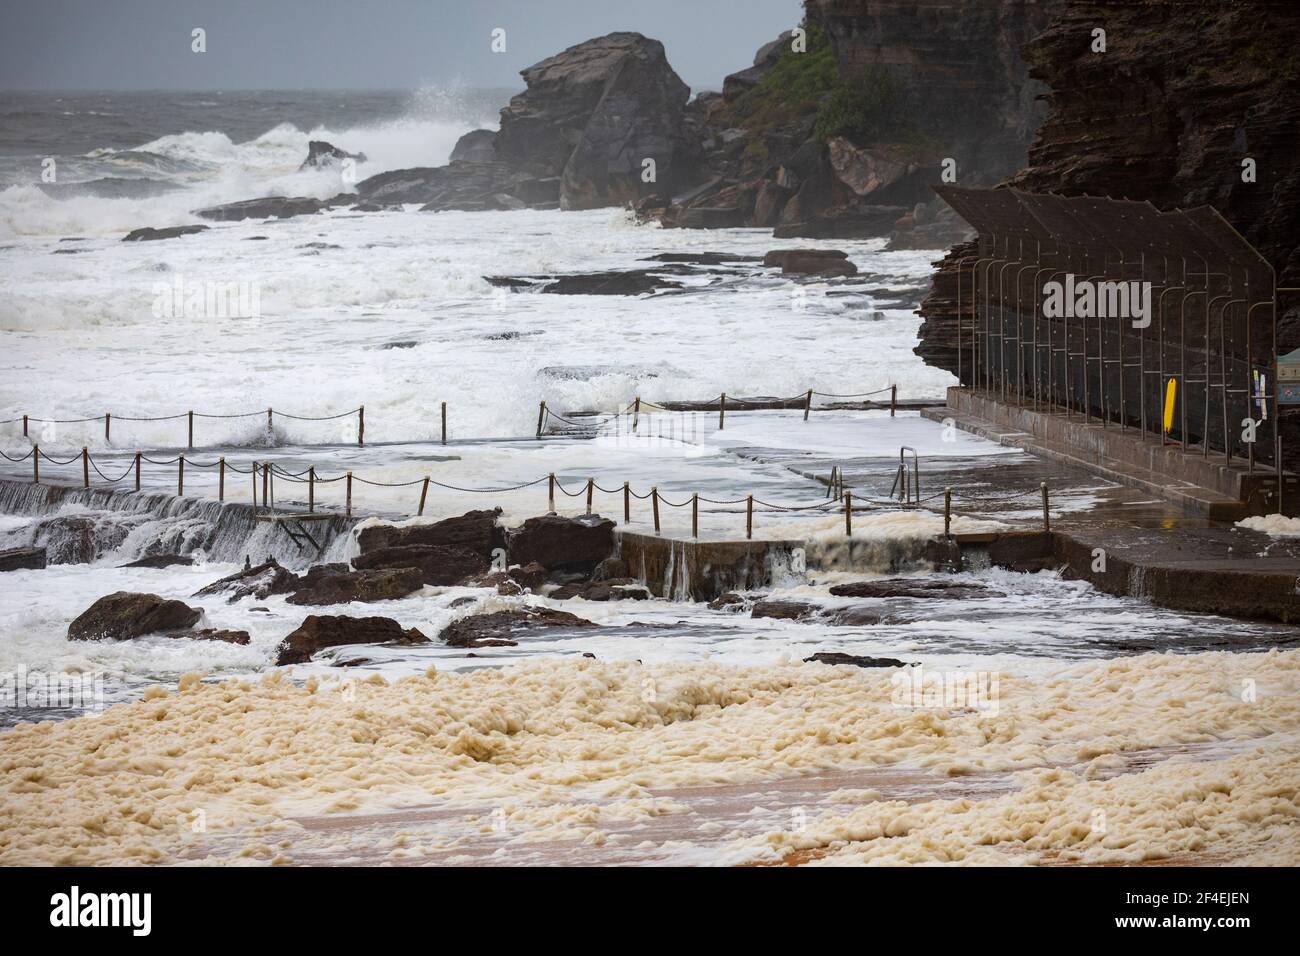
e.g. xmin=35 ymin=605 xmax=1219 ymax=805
xmin=937 ymin=185 xmax=1281 ymax=478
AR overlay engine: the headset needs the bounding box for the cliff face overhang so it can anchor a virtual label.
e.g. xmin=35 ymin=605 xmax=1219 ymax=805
xmin=917 ymin=0 xmax=1300 ymax=376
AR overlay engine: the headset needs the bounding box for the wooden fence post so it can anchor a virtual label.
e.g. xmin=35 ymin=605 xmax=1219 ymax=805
xmin=187 ymin=410 xmax=194 ymax=449
xmin=346 ymin=471 xmax=353 ymax=517
xmin=22 ymin=415 xmax=28 ymax=438
xmin=536 ymin=401 xmax=546 ymax=438
xmin=267 ymin=407 xmax=273 ymax=437
xmin=803 ymin=389 xmax=813 ymax=421
xmin=585 ymin=478 xmax=593 ymax=514
xmin=691 ymin=493 xmax=699 ymax=538
xmin=82 ymin=448 xmax=89 ymax=488
xmin=104 ymin=413 xmax=111 ymax=443
xmin=218 ymin=457 xmax=225 ymax=501
xmin=357 ymin=406 xmax=364 ymax=447
xmin=547 ymin=472 xmax=555 ymax=513
xmin=719 ymin=393 xmax=726 ymax=430
xmin=135 ymin=452 xmax=142 ymax=493
xmin=177 ymin=455 xmax=184 ymax=496
xmin=262 ymin=462 xmax=269 ymax=510
xmin=844 ymin=491 xmax=852 ymax=537
xmin=890 ymin=384 xmax=897 ymax=417
xmin=1041 ymin=481 xmax=1050 ymax=532
xmin=651 ymin=487 xmax=660 ymax=535
xmin=309 ymin=467 xmax=316 ymax=513
xmin=418 ymin=476 xmax=429 ymax=517
xmin=633 ymin=396 xmax=640 ymax=432
xmin=440 ymin=402 xmax=447 ymax=445
xmin=32 ymin=445 xmax=38 ymax=484
xmin=944 ymin=487 xmax=952 ymax=538
xmin=251 ymin=460 xmax=258 ymax=513
xmin=623 ymin=482 xmax=630 ymax=525
xmin=746 ymin=495 xmax=753 ymax=540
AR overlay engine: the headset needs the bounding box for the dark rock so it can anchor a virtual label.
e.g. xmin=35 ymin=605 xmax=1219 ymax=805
xmin=439 ymin=606 xmax=596 ymax=648
xmin=449 ymin=129 xmax=498 ymax=164
xmin=762 ymin=248 xmax=857 ymax=277
xmin=507 ymin=514 xmax=615 ymax=574
xmin=300 ymin=140 xmax=366 ymax=170
xmin=722 ymin=30 xmax=793 ymax=102
xmin=804 ymin=652 xmax=908 ymax=668
xmin=475 ymin=571 xmax=524 ymax=596
xmin=179 ymin=628 xmax=251 ymax=645
xmin=351 ymin=544 xmax=488 ymax=587
xmin=356 ymin=509 xmax=502 ymax=557
xmin=639 ymin=252 xmax=759 ymax=265
xmin=509 ymin=561 xmax=549 ymax=592
xmin=822 ymin=606 xmax=892 ymax=626
xmin=828 ymin=579 xmax=1005 ymax=600
xmin=591 ymin=556 xmax=629 ymax=581
xmin=751 ymin=600 xmax=818 ymax=620
xmin=194 ymin=559 xmax=299 ymax=603
xmin=122 ymin=553 xmax=192 ymax=569
xmin=493 ymin=32 xmax=695 ymax=210
xmin=275 ymin=615 xmax=429 ymax=666
xmin=486 ymin=269 xmax=683 ymax=296
xmin=448 ymin=596 xmax=478 ymax=609
xmin=0 ymin=547 xmax=46 ymax=572
xmin=707 ymin=591 xmax=746 ymax=611
xmin=194 ymin=196 xmax=324 ymax=222
xmin=286 ymin=567 xmax=425 ymax=606
xmin=122 ymin=225 xmax=209 ymax=242
xmin=68 ymin=592 xmax=202 ymax=642
xmin=550 ymin=579 xmax=650 ymax=602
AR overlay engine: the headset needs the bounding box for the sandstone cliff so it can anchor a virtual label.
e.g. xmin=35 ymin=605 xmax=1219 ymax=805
xmin=916 ymin=0 xmax=1300 ymax=374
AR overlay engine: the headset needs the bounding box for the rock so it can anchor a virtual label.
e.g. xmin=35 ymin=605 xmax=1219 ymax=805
xmin=194 ymin=559 xmax=299 ymax=603
xmin=275 ymin=615 xmax=429 ymax=666
xmin=721 ymin=30 xmax=794 ymax=103
xmin=439 ymin=607 xmax=596 ymax=648
xmin=449 ymin=129 xmax=498 ymax=164
xmin=0 ymin=547 xmax=46 ymax=572
xmin=823 ymin=606 xmax=892 ymax=626
xmin=772 ymin=206 xmax=907 ymax=240
xmin=804 ymin=652 xmax=908 ymax=668
xmin=122 ymin=553 xmax=192 ymax=569
xmin=351 ymin=544 xmax=488 ymax=587
xmin=30 ymin=514 xmax=125 ymax=565
xmin=354 ymin=162 xmax=545 ymax=211
xmin=300 ymin=140 xmax=366 ymax=170
xmin=286 ymin=567 xmax=425 ymax=606
xmin=493 ymin=32 xmax=695 ymax=210
xmin=356 ymin=509 xmax=502 ymax=557
xmin=194 ymin=197 xmax=324 ymax=222
xmin=826 ymin=138 xmax=914 ymax=198
xmin=509 ymin=561 xmax=549 ymax=592
xmin=485 ymin=269 xmax=683 ymax=296
xmin=550 ymin=579 xmax=650 ymax=602
xmin=762 ymin=248 xmax=857 ymax=277
xmin=180 ymin=629 xmax=251 ymax=645
xmin=828 ymin=579 xmax=1005 ymax=600
xmin=122 ymin=225 xmax=209 ymax=242
xmin=591 ymin=556 xmax=629 ymax=581
xmin=751 ymin=600 xmax=819 ymax=621
xmin=68 ymin=592 xmax=202 ymax=642
xmin=506 ymin=514 xmax=615 ymax=574
xmin=707 ymin=591 xmax=746 ymax=611
xmin=475 ymin=571 xmax=524 ymax=596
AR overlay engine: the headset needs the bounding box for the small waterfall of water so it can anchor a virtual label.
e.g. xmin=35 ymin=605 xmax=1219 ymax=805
xmin=0 ymin=479 xmax=356 ymax=569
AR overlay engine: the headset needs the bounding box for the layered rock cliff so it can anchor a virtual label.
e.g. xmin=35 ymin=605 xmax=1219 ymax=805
xmin=916 ymin=0 xmax=1300 ymax=374
xmin=648 ymin=0 xmax=1059 ymax=243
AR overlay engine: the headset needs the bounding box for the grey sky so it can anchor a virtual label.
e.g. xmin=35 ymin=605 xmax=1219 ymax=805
xmin=0 ymin=0 xmax=802 ymax=92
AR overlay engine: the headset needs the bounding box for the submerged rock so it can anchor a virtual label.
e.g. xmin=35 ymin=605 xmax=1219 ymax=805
xmin=276 ymin=615 xmax=428 ymax=666
xmin=194 ymin=196 xmax=324 ymax=222
xmin=182 ymin=628 xmax=251 ymax=645
xmin=804 ymin=652 xmax=909 ymax=668
xmin=122 ymin=553 xmax=193 ymax=569
xmin=351 ymin=544 xmax=487 ymax=586
xmin=356 ymin=509 xmax=502 ymax=557
xmin=549 ymin=579 xmax=651 ymax=602
xmin=762 ymin=248 xmax=858 ymax=277
xmin=122 ymin=225 xmax=210 ymax=242
xmin=751 ymin=600 xmax=819 ymax=621
xmin=0 ymin=547 xmax=46 ymax=572
xmin=286 ymin=567 xmax=425 ymax=606
xmin=828 ymin=579 xmax=1005 ymax=600
xmin=439 ymin=606 xmax=596 ymax=648
xmin=68 ymin=592 xmax=202 ymax=642
xmin=194 ymin=559 xmax=299 ymax=603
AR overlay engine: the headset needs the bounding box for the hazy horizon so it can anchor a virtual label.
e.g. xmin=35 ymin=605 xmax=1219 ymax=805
xmin=0 ymin=0 xmax=801 ymax=94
